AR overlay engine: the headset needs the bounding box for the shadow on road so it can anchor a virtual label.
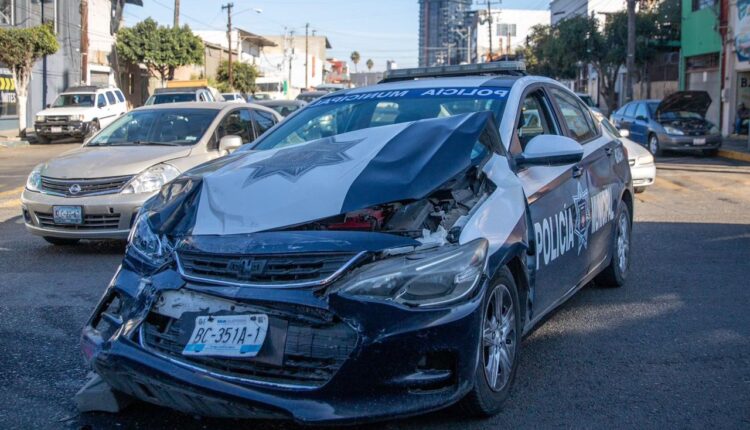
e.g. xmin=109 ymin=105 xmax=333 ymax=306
xmin=66 ymin=221 xmax=750 ymax=429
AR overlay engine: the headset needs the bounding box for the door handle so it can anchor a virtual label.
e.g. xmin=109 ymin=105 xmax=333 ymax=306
xmin=572 ymin=165 xmax=584 ymax=178
xmin=605 ymin=147 xmax=613 ymax=156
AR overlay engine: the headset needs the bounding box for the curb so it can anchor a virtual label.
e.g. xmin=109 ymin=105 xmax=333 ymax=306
xmin=718 ymin=148 xmax=750 ymax=163
xmin=0 ymin=140 xmax=30 ymax=149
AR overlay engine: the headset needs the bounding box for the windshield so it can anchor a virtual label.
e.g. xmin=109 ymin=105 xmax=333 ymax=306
xmin=151 ymin=93 xmax=196 ymax=105
xmin=222 ymin=93 xmax=238 ymax=100
xmin=52 ymin=94 xmax=95 ymax=108
xmin=87 ymin=109 xmax=218 ymax=146
xmin=252 ymin=87 xmax=509 ymax=151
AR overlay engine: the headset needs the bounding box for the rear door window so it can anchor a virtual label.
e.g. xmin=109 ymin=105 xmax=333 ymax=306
xmin=251 ymin=109 xmax=277 ymax=135
xmin=115 ymin=90 xmax=125 ymax=103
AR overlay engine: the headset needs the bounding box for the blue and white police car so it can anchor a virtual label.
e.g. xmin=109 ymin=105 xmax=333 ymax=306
xmin=82 ymin=63 xmax=633 ymax=424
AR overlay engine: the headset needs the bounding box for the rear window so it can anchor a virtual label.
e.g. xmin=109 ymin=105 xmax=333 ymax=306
xmin=115 ymin=90 xmax=125 ymax=103
xmin=152 ymin=93 xmax=196 ymax=104
xmin=105 ymin=91 xmax=116 ymax=104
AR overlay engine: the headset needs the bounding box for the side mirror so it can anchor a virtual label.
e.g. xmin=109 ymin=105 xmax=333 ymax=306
xmin=219 ymin=135 xmax=243 ymax=153
xmin=516 ymin=135 xmax=584 ymax=167
xmin=618 ymin=128 xmax=630 ymax=137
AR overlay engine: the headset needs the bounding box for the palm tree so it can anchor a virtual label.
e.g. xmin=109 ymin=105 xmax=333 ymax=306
xmin=366 ymin=58 xmax=374 ymax=71
xmin=350 ymin=51 xmax=361 ymax=73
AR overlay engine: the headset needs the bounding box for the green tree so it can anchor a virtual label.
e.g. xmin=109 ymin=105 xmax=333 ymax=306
xmin=350 ymin=51 xmax=361 ymax=72
xmin=216 ymin=60 xmax=259 ymax=94
xmin=366 ymin=58 xmax=374 ymax=71
xmin=116 ymin=18 xmax=204 ymax=86
xmin=0 ymin=24 xmax=59 ymax=134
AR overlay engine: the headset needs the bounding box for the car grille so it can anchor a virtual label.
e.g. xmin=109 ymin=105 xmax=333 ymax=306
xmin=44 ymin=115 xmax=70 ymax=123
xmin=140 ymin=305 xmax=358 ymax=388
xmin=41 ymin=175 xmax=133 ymax=196
xmin=35 ymin=212 xmax=121 ymax=230
xmin=176 ymin=250 xmax=361 ymax=287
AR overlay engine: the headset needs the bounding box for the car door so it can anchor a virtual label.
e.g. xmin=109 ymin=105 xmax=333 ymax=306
xmin=95 ymin=93 xmax=108 ymax=124
xmin=630 ymin=102 xmax=650 ymax=144
xmin=513 ymin=86 xmax=590 ymax=314
xmin=100 ymin=91 xmax=118 ymax=126
xmin=549 ymin=87 xmax=620 ymax=279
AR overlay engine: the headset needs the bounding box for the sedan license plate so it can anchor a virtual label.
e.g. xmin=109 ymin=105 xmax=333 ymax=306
xmin=183 ymin=314 xmax=268 ymax=358
xmin=693 ymin=138 xmax=706 ymax=146
xmin=50 ymin=126 xmax=63 ymax=133
xmin=52 ymin=205 xmax=82 ymax=225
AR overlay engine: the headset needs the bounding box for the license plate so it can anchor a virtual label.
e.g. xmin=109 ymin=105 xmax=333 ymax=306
xmin=50 ymin=126 xmax=63 ymax=133
xmin=693 ymin=138 xmax=706 ymax=145
xmin=52 ymin=205 xmax=82 ymax=224
xmin=183 ymin=314 xmax=269 ymax=358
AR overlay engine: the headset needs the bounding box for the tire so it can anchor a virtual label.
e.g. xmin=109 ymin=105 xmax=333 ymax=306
xmin=460 ymin=266 xmax=521 ymax=417
xmin=35 ymin=134 xmax=51 ymax=144
xmin=43 ymin=236 xmax=80 ymax=246
xmin=86 ymin=120 xmax=100 ymax=139
xmin=702 ymin=148 xmax=718 ymax=157
xmin=595 ymin=202 xmax=631 ymax=287
xmin=648 ymin=134 xmax=662 ymax=157
xmin=634 ymin=186 xmax=646 ymax=194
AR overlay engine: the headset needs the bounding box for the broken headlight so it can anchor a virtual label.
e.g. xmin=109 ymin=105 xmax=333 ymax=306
xmin=128 ymin=212 xmax=172 ymax=265
xmin=339 ymin=238 xmax=488 ymax=307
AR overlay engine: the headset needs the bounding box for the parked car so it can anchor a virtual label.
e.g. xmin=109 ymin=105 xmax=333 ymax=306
xmin=610 ymin=91 xmax=720 ymax=156
xmin=295 ymin=90 xmax=328 ymax=103
xmin=145 ymin=87 xmax=218 ymax=105
xmin=34 ymin=86 xmax=128 ymax=144
xmin=595 ymin=112 xmax=655 ymax=193
xmin=253 ymin=99 xmax=307 ymax=117
xmin=81 ymin=64 xmax=634 ymax=424
xmin=221 ymin=92 xmax=247 ymax=104
xmin=22 ymin=102 xmax=281 ymax=245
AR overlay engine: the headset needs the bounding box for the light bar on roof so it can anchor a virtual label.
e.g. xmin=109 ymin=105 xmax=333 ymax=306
xmin=381 ymin=61 xmax=526 ymax=82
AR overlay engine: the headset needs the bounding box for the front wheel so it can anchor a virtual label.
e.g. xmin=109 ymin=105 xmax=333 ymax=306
xmin=648 ymin=134 xmax=662 ymax=157
xmin=595 ymin=202 xmax=631 ymax=287
xmin=460 ymin=267 xmax=521 ymax=417
xmin=35 ymin=134 xmax=51 ymax=144
xmin=86 ymin=120 xmax=100 ymax=139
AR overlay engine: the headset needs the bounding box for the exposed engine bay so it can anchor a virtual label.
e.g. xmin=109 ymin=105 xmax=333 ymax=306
xmin=658 ymin=118 xmax=710 ymax=133
xmin=278 ymin=164 xmax=495 ymax=244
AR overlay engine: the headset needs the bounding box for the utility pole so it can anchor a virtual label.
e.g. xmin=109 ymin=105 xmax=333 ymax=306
xmin=80 ymin=0 xmax=89 ymax=84
xmin=304 ymin=23 xmax=309 ymax=89
xmin=174 ymin=0 xmax=180 ymax=27
xmin=288 ymin=30 xmax=295 ymax=91
xmin=222 ymin=3 xmax=234 ymax=88
xmin=487 ymin=0 xmax=493 ymax=62
xmin=626 ymin=0 xmax=636 ymax=102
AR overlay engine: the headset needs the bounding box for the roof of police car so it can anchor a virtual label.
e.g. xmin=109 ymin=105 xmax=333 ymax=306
xmin=341 ymin=75 xmax=526 ymax=94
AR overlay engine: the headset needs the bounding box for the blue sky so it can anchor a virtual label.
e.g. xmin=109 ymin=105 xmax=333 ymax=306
xmin=124 ymin=0 xmax=550 ymax=70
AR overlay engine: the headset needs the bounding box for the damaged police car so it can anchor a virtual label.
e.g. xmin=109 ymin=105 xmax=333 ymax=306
xmin=82 ymin=63 xmax=633 ymax=424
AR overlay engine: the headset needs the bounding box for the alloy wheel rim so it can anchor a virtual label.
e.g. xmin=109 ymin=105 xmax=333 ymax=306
xmin=482 ymin=283 xmax=516 ymax=392
xmin=616 ymin=212 xmax=629 ymax=273
xmin=649 ymin=137 xmax=658 ymax=155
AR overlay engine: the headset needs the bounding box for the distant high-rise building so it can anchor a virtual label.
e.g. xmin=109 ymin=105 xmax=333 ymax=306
xmin=418 ymin=0 xmax=474 ymax=67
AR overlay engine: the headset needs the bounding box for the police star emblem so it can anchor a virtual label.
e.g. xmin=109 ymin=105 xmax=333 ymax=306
xmin=242 ymin=136 xmax=364 ymax=186
xmin=572 ymin=182 xmax=591 ymax=254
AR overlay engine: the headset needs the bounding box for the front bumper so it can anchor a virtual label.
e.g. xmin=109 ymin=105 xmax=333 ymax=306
xmin=82 ymin=266 xmax=485 ymax=424
xmin=34 ymin=120 xmax=92 ymax=138
xmin=21 ymin=189 xmax=153 ymax=239
xmin=657 ymin=133 xmax=721 ymax=151
xmin=629 ymin=161 xmax=656 ymax=188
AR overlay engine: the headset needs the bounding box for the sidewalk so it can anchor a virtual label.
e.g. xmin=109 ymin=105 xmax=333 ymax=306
xmin=721 ymin=135 xmax=750 ymax=162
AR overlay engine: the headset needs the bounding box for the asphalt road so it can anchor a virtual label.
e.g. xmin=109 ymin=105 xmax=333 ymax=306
xmin=1 ymin=144 xmax=749 ymax=429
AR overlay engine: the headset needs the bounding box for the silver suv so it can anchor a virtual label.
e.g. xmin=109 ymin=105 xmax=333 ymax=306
xmin=22 ymin=102 xmax=281 ymax=245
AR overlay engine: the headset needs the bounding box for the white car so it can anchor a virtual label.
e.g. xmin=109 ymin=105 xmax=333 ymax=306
xmin=221 ymin=93 xmax=247 ymax=103
xmin=595 ymin=112 xmax=656 ymax=193
xmin=34 ymin=86 xmax=128 ymax=144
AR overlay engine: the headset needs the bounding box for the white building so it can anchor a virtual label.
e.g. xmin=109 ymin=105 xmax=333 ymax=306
xmin=194 ymin=29 xmax=276 ymax=66
xmin=256 ymin=35 xmax=331 ymax=98
xmin=474 ymin=9 xmax=550 ymax=62
xmin=550 ymin=0 xmax=625 ymax=26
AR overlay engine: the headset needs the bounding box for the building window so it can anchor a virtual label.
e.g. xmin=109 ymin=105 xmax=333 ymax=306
xmin=692 ymin=0 xmax=715 ymax=11
xmin=497 ymin=23 xmax=516 ymax=37
xmin=0 ymin=67 xmax=18 ymax=118
xmin=0 ymin=0 xmax=13 ymax=25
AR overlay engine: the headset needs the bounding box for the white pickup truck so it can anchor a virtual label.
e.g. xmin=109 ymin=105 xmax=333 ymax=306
xmin=34 ymin=86 xmax=128 ymax=143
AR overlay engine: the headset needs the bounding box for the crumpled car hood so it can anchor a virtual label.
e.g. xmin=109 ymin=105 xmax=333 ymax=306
xmin=145 ymin=112 xmax=496 ymax=236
